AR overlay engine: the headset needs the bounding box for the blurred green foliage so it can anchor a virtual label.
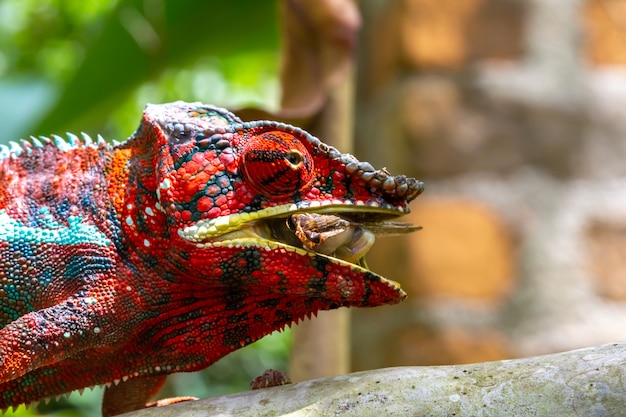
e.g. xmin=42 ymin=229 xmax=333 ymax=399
xmin=0 ymin=0 xmax=292 ymax=415
xmin=0 ymin=0 xmax=281 ymax=141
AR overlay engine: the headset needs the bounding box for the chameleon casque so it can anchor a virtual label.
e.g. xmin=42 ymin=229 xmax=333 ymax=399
xmin=0 ymin=101 xmax=423 ymax=416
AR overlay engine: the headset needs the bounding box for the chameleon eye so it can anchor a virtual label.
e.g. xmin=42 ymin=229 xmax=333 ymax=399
xmin=241 ymin=131 xmax=314 ymax=198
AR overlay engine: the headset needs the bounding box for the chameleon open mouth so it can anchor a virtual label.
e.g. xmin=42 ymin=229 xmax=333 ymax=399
xmin=258 ymin=212 xmax=420 ymax=269
xmin=179 ymin=205 xmax=420 ymax=273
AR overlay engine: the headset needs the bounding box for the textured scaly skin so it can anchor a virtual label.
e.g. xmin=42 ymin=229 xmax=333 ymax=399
xmin=0 ymin=102 xmax=423 ymax=416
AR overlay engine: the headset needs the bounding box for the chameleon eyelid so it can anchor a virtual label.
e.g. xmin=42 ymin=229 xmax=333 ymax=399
xmin=285 ymin=149 xmax=304 ymax=168
xmin=240 ymin=131 xmax=314 ymax=198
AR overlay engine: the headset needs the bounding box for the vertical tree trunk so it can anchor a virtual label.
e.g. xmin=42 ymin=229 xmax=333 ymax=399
xmin=288 ymin=64 xmax=355 ymax=383
xmin=277 ymin=0 xmax=360 ymax=381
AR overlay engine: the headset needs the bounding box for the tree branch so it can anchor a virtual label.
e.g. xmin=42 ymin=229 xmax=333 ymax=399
xmin=122 ymin=343 xmax=626 ymax=416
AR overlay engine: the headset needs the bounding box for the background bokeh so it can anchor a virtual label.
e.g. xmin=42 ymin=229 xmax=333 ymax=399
xmin=3 ymin=0 xmax=626 ymax=415
xmin=353 ymin=0 xmax=626 ymax=371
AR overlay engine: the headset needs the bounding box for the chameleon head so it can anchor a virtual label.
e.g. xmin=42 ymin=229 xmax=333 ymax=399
xmin=142 ymin=101 xmax=424 ymax=310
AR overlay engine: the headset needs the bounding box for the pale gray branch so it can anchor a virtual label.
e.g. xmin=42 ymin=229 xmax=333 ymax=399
xmin=122 ymin=342 xmax=626 ymax=416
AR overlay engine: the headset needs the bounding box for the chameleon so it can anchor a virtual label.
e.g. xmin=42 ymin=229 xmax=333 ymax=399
xmin=0 ymin=101 xmax=423 ymax=416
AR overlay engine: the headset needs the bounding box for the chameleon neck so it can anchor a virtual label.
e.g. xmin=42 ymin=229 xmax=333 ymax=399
xmin=106 ymin=140 xmax=176 ymax=273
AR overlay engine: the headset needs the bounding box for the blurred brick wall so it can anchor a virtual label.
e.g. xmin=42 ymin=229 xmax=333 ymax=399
xmin=352 ymin=0 xmax=626 ymax=369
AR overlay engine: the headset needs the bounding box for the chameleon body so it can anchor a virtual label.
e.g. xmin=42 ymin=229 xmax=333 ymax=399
xmin=0 ymin=102 xmax=423 ymax=416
